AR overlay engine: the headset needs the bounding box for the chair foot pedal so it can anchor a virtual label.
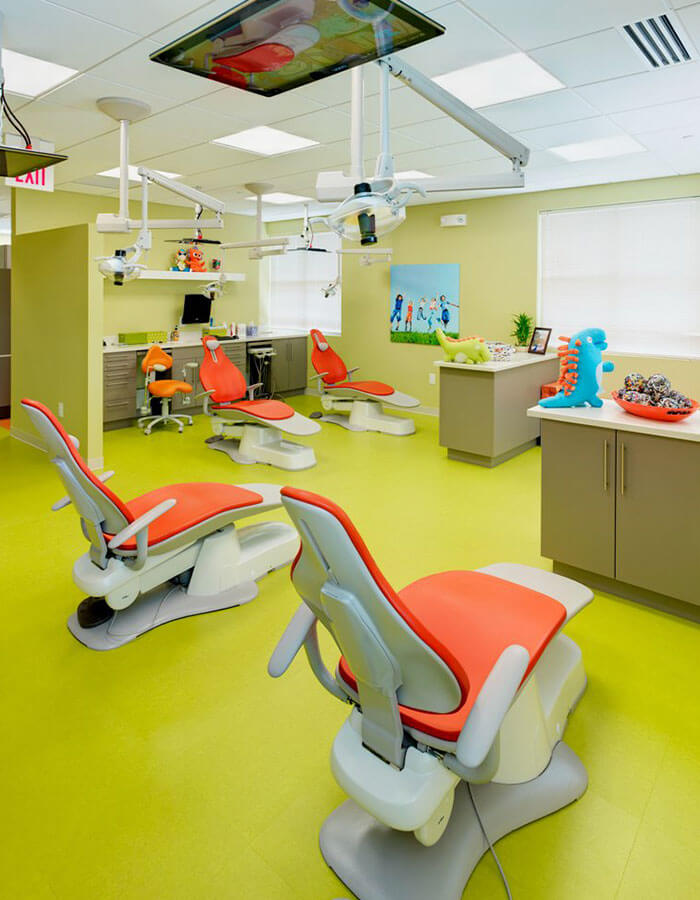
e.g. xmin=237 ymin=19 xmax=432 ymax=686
xmin=76 ymin=596 xmax=114 ymax=629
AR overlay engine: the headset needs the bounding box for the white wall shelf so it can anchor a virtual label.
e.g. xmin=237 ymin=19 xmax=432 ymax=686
xmin=139 ymin=270 xmax=246 ymax=282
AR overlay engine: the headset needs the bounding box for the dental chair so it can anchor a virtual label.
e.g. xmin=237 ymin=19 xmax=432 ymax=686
xmin=309 ymin=329 xmax=419 ymax=435
xmin=269 ymin=488 xmax=593 ymax=900
xmin=138 ymin=344 xmax=194 ymax=434
xmin=22 ymin=398 xmax=298 ymax=650
xmin=199 ymin=337 xmax=320 ymax=470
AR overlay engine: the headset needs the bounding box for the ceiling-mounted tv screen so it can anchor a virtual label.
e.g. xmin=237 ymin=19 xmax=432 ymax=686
xmin=150 ymin=0 xmax=444 ymax=96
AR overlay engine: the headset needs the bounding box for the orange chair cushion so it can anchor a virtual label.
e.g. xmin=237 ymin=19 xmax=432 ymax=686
xmin=105 ymin=483 xmax=264 ymax=550
xmin=148 ymin=380 xmax=193 ymax=398
xmin=338 ymin=570 xmax=566 ymax=742
xmin=211 ymin=399 xmax=295 ymax=421
xmin=142 ymin=345 xmax=173 ymax=374
xmin=327 ymin=380 xmax=394 ymax=397
xmin=200 ymin=338 xmax=248 ymax=403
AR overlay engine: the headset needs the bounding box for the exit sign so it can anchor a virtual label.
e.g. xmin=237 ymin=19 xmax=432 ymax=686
xmin=5 ymin=135 xmax=56 ymax=192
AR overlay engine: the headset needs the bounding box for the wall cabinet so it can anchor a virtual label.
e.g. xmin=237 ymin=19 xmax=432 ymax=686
xmin=541 ymin=420 xmax=699 ymax=608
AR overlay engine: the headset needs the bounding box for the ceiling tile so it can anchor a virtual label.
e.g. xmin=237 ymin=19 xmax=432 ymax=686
xmin=37 ymin=73 xmax=182 ymax=117
xmin=610 ymin=96 xmax=700 ymax=134
xmin=576 ymin=61 xmax=700 ymax=113
xmin=266 ymin=109 xmax=352 ymax=143
xmin=1 ymin=0 xmax=139 ymax=70
xmin=517 ymin=117 xmax=628 ymax=150
xmin=5 ymin=100 xmax=115 ymax=151
xmin=190 ymin=88 xmax=324 ymax=125
xmin=480 ymin=90 xmax=598 ymax=132
xmin=395 ymin=114 xmax=488 ymax=147
xmin=530 ymin=29 xmax=647 ymax=87
xmin=634 ymin=125 xmax=700 ymax=173
xmin=463 ymin=0 xmax=663 ymax=51
xmin=396 ymin=3 xmax=514 ymax=77
xmin=138 ymin=144 xmax=254 ymax=176
xmin=46 ymin=0 xmax=213 ymax=36
xmin=677 ymin=4 xmax=700 ymax=50
xmin=88 ymin=39 xmax=220 ymax=104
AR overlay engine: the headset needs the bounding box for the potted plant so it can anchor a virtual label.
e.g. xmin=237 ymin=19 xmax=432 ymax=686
xmin=510 ymin=312 xmax=534 ymax=351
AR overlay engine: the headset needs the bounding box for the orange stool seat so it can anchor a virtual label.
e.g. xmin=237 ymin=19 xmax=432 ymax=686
xmin=148 ymin=380 xmax=193 ymax=399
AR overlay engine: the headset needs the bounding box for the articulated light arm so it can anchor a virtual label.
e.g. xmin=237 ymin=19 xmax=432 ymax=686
xmin=379 ymin=55 xmax=529 ymax=169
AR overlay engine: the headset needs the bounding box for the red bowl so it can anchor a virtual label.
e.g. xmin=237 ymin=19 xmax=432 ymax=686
xmin=612 ymin=391 xmax=699 ymax=422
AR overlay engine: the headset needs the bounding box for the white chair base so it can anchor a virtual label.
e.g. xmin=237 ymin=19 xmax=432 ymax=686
xmin=68 ymin=520 xmax=298 ymax=649
xmin=138 ymin=398 xmax=192 ymax=435
xmin=319 ymin=399 xmax=415 ymax=436
xmin=320 ymin=741 xmax=587 ymax=900
xmin=206 ymin=424 xmax=317 ymax=470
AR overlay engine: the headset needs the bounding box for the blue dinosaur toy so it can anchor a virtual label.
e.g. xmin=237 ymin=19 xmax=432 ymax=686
xmin=539 ymin=327 xmax=614 ymax=408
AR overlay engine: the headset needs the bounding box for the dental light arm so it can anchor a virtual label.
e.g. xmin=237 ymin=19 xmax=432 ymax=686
xmin=380 ymin=55 xmax=529 ymax=169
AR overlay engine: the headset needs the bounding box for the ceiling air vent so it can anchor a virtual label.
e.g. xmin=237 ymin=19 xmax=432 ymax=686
xmin=621 ymin=14 xmax=695 ymax=68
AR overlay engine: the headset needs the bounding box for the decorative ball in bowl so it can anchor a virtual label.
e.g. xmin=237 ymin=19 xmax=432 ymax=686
xmin=612 ymin=390 xmax=698 ymax=422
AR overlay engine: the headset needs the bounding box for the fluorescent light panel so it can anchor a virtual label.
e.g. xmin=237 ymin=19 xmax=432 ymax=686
xmin=395 ymin=170 xmax=433 ymax=179
xmin=98 ymin=165 xmax=180 ymax=181
xmin=550 ymin=136 xmax=646 ymax=161
xmin=434 ymin=53 xmax=563 ymax=108
xmin=212 ymin=125 xmax=317 ymax=155
xmin=2 ymin=48 xmax=78 ymax=98
xmin=246 ymin=192 xmax=311 ymax=204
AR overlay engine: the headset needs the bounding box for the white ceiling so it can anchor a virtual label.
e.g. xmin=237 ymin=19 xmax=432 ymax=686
xmin=3 ymin=0 xmax=700 ymax=220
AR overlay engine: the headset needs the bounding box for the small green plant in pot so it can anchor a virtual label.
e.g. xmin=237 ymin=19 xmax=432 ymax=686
xmin=511 ymin=312 xmax=534 ymax=350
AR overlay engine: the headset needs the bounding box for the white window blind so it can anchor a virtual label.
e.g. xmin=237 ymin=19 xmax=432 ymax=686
xmin=539 ymin=199 xmax=700 ymax=357
xmin=267 ymin=231 xmax=341 ymax=334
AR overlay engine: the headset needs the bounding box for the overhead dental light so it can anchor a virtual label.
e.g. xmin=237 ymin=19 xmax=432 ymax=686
xmin=317 ymin=55 xmax=530 ymax=243
xmin=94 ymin=97 xmax=226 ymax=285
xmin=0 ymin=13 xmax=68 ymax=177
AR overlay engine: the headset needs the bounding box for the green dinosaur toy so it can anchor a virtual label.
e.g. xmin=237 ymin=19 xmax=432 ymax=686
xmin=436 ymin=329 xmax=492 ymax=364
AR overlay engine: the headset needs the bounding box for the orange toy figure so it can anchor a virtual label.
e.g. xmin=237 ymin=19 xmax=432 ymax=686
xmin=187 ymin=246 xmax=207 ymax=272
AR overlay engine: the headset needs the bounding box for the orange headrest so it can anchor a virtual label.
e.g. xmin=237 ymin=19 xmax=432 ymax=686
xmin=142 ymin=345 xmax=173 ymax=374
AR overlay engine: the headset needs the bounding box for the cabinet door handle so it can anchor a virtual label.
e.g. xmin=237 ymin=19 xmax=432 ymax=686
xmin=603 ymin=439 xmax=609 ymax=491
xmin=620 ymin=442 xmax=626 ymax=496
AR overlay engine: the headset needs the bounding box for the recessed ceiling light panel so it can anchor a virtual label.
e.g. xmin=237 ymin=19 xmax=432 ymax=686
xmin=550 ymin=136 xmax=646 ymax=161
xmin=433 ymin=53 xmax=563 ymax=109
xmin=2 ymin=49 xmax=78 ymax=97
xmin=213 ymin=126 xmax=318 ymax=156
xmin=98 ymin=165 xmax=180 ymax=181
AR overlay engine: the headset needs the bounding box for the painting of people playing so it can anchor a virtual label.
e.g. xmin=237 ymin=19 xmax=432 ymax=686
xmin=389 ymin=263 xmax=460 ymax=345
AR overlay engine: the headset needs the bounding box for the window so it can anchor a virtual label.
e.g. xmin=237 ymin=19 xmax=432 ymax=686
xmin=266 ymin=231 xmax=342 ymax=334
xmin=539 ymin=199 xmax=700 ymax=357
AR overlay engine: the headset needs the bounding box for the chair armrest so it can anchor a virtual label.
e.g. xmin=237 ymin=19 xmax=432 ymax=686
xmin=309 ymin=371 xmax=330 ymax=386
xmin=247 ymin=382 xmax=264 ymax=400
xmin=268 ymin=603 xmax=317 ymax=677
xmin=52 ymin=470 xmax=115 ymax=511
xmin=107 ymin=498 xmax=176 ymax=551
xmin=456 ymin=644 xmax=529 ymax=769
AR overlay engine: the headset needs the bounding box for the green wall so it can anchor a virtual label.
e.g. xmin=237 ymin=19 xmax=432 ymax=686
xmin=13 ymin=188 xmax=262 ymax=337
xmin=271 ymin=174 xmax=700 ymax=407
xmin=11 ymin=222 xmax=104 ymax=466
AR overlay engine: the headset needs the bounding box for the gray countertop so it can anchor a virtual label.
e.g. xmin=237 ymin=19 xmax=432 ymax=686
xmin=103 ymin=330 xmax=309 ymax=354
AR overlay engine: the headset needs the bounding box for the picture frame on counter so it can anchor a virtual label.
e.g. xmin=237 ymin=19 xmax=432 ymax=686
xmin=529 ymin=327 xmax=552 ymax=355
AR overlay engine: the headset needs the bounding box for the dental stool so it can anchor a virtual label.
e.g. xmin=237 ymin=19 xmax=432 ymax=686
xmin=309 ymin=328 xmax=419 ymax=435
xmin=199 ymin=337 xmax=321 ymax=470
xmin=138 ymin=344 xmax=194 ymax=434
xmin=270 ymin=488 xmax=593 ymax=900
xmin=22 ymin=398 xmax=299 ymax=650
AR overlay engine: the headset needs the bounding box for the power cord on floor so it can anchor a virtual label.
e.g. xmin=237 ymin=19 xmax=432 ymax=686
xmin=467 ymin=782 xmax=513 ymax=900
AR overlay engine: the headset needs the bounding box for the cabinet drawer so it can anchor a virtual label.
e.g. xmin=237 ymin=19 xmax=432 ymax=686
xmin=103 ymin=399 xmax=135 ymax=423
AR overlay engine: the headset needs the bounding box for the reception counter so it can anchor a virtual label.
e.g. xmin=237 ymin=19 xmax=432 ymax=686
xmin=436 ymin=353 xmax=559 ymax=467
xmin=529 ymin=400 xmax=700 ymax=620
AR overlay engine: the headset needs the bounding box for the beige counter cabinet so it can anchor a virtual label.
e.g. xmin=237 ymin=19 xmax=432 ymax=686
xmin=531 ymin=402 xmax=700 ymax=620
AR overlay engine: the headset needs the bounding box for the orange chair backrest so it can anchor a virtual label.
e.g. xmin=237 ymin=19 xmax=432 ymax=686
xmin=142 ymin=345 xmax=173 ymax=374
xmin=310 ymin=328 xmax=347 ymax=385
xmin=199 ymin=337 xmax=247 ymax=403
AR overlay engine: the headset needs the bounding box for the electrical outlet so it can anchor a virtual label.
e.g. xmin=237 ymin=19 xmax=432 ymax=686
xmin=428 ymin=373 xmax=436 ymax=385
xmin=58 ymin=402 xmax=64 ymax=418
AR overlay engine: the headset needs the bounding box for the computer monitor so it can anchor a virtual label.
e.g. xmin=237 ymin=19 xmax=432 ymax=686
xmin=182 ymin=294 xmax=212 ymax=325
xmin=150 ymin=0 xmax=444 ymax=97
